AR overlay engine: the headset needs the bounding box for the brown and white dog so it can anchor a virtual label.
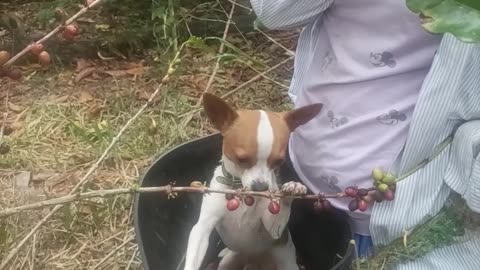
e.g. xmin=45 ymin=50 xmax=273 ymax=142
xmin=184 ymin=93 xmax=322 ymax=270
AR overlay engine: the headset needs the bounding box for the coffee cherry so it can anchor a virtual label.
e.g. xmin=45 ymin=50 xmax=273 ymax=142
xmin=358 ymin=199 xmax=368 ymax=212
xmin=372 ymin=168 xmax=384 ymax=182
xmin=268 ymin=201 xmax=280 ymax=214
xmin=345 ymin=186 xmax=358 ymax=197
xmin=322 ymin=199 xmax=332 ymax=210
xmin=31 ymin=43 xmax=44 ymax=56
xmin=63 ymin=30 xmax=75 ymax=41
xmin=6 ymin=69 xmax=21 ymax=80
xmin=362 ymin=194 xmax=373 ymax=203
xmin=348 ymin=199 xmax=358 ymax=212
xmin=225 ymin=193 xmax=235 ymax=201
xmin=372 ymin=190 xmax=384 ymax=203
xmin=227 ymin=198 xmax=240 ymax=211
xmin=383 ymin=173 xmax=396 ymax=184
xmin=389 ymin=183 xmax=396 ymax=192
xmin=313 ymin=200 xmax=323 ymax=212
xmin=378 ymin=183 xmax=389 ymax=192
xmin=65 ymin=24 xmax=79 ymax=36
xmin=358 ymin=188 xmax=369 ymax=197
xmin=0 ymin=51 xmax=10 ymax=66
xmin=244 ymin=195 xmax=255 ymax=206
xmin=38 ymin=51 xmax=51 ymax=66
xmin=384 ymin=190 xmax=395 ymax=201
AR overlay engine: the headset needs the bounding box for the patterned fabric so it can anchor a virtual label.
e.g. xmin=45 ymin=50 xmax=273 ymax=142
xmin=249 ymin=1 xmax=480 ymax=269
xmin=284 ymin=0 xmax=440 ymax=236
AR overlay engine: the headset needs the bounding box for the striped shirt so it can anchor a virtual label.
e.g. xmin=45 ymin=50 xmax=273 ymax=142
xmin=250 ymin=1 xmax=480 ymax=269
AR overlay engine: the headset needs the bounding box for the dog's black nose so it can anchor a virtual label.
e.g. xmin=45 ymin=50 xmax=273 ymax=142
xmin=251 ymin=180 xmax=269 ymax=191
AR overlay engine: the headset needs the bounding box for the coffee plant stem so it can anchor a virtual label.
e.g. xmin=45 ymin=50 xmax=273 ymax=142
xmin=1 ymin=0 xmax=105 ymax=69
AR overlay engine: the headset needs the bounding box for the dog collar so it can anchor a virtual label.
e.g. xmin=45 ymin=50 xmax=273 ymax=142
xmin=216 ymin=163 xmax=243 ymax=189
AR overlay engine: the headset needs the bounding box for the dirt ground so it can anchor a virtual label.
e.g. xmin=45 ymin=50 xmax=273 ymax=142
xmin=0 ymin=1 xmax=299 ymax=269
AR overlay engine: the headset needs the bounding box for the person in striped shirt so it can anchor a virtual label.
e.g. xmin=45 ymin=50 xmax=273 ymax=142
xmin=250 ymin=1 xmax=480 ymax=269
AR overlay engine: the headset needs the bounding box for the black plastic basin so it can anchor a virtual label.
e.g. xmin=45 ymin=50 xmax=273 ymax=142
xmin=133 ymin=133 xmax=355 ymax=270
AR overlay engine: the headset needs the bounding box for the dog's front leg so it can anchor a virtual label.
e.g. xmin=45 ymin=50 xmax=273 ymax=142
xmin=270 ymin=231 xmax=300 ymax=270
xmin=280 ymin=180 xmax=307 ymax=210
xmin=184 ymin=193 xmax=225 ymax=270
xmin=280 ymin=181 xmax=307 ymax=200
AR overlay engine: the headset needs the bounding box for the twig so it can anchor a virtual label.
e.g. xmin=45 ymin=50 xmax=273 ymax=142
xmin=0 ymin=41 xmax=188 ymax=270
xmin=0 ymin=112 xmax=7 ymax=146
xmin=0 ymin=184 xmax=374 ymax=218
xmin=126 ymin=246 xmax=138 ymax=270
xmin=92 ymin=235 xmax=134 ymax=269
xmin=352 ymin=239 xmax=361 ymax=270
xmin=255 ymin=28 xmax=295 ymax=56
xmin=1 ymin=0 xmax=104 ymax=68
xmin=179 ymin=56 xmax=293 ymax=118
xmin=0 ymin=91 xmax=8 ymax=145
xmin=30 ymin=233 xmax=36 ymax=270
xmin=228 ymin=57 xmax=289 ymax=89
xmin=0 ymin=207 xmax=57 ymax=269
xmin=181 ymin=0 xmax=237 ymax=127
xmin=225 ymin=0 xmax=253 ymax=11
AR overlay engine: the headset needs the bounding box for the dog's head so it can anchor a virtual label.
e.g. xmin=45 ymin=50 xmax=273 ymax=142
xmin=203 ymin=93 xmax=322 ymax=191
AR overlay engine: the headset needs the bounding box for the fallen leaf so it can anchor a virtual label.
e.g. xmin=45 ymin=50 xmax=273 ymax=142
xmin=126 ymin=66 xmax=152 ymax=75
xmin=75 ymin=67 xmax=97 ymax=83
xmin=8 ymin=102 xmax=24 ymax=112
xmin=101 ymin=69 xmax=129 ymax=77
xmin=87 ymin=104 xmax=104 ymax=119
xmin=54 ymin=95 xmax=70 ymax=103
xmin=75 ymin=58 xmax=93 ymax=72
xmin=102 ymin=66 xmax=152 ymax=77
xmin=15 ymin=171 xmax=31 ymax=191
xmin=123 ymin=60 xmax=145 ymax=69
xmin=79 ymin=90 xmax=94 ymax=102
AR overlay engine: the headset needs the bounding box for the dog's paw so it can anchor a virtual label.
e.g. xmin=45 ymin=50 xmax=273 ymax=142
xmin=281 ymin=181 xmax=307 ymax=195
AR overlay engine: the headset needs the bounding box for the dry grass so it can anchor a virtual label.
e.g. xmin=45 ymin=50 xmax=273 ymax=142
xmin=0 ymin=12 xmax=299 ymax=268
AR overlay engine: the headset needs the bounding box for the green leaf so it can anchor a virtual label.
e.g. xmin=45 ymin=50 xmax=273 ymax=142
xmin=185 ymin=36 xmax=208 ymax=49
xmin=151 ymin=0 xmax=166 ymax=20
xmin=406 ymin=0 xmax=480 ymax=43
xmin=151 ymin=7 xmax=165 ymax=20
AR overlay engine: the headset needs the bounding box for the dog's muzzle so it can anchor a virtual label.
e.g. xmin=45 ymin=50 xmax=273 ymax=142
xmin=251 ymin=180 xmax=269 ymax=191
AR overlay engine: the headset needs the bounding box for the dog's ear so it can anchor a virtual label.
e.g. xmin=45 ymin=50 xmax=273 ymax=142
xmin=283 ymin=103 xmax=322 ymax=131
xmin=202 ymin=93 xmax=238 ymax=133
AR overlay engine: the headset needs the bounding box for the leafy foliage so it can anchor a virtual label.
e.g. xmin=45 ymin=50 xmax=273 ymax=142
xmin=356 ymin=197 xmax=468 ymax=270
xmin=406 ymin=0 xmax=480 ymax=42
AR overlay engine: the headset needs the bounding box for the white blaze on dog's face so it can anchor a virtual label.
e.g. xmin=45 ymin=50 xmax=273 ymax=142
xmin=202 ymin=93 xmax=322 ymax=191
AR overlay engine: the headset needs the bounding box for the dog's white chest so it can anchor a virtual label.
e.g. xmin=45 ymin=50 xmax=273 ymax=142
xmin=216 ymin=199 xmax=276 ymax=254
